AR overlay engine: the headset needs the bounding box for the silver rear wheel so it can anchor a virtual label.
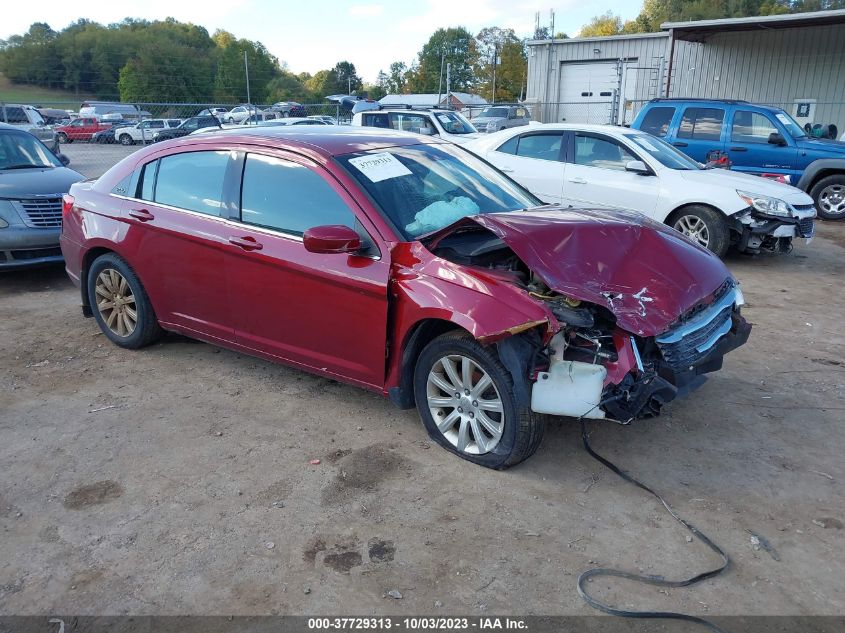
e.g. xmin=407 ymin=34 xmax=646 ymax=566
xmin=426 ymin=354 xmax=504 ymax=455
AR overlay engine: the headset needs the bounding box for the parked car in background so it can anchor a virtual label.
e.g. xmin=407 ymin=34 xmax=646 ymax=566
xmin=632 ymin=98 xmax=845 ymax=220
xmin=59 ymin=126 xmax=749 ymax=468
xmin=308 ymin=115 xmax=338 ymax=125
xmin=151 ymin=116 xmax=221 ymax=142
xmin=37 ymin=108 xmax=72 ymax=126
xmin=78 ymin=101 xmax=149 ymax=121
xmin=55 ymin=118 xmax=112 ymax=143
xmin=116 ymin=119 xmax=182 ymax=145
xmin=0 ymin=123 xmax=83 ymax=269
xmin=269 ymin=102 xmax=307 ymax=117
xmin=0 ymin=104 xmax=59 ymax=153
xmin=465 ymin=123 xmax=815 ymax=257
xmin=197 ymin=108 xmax=227 ymax=120
xmin=223 ymin=105 xmax=258 ymax=124
xmin=241 ymin=112 xmax=277 ymax=125
xmin=471 ymin=105 xmax=531 ymax=133
xmin=92 ymin=121 xmax=135 ymax=144
xmin=352 ymin=108 xmax=479 ymax=144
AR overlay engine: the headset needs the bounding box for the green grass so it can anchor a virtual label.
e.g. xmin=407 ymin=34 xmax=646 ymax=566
xmin=0 ymin=73 xmax=95 ymax=108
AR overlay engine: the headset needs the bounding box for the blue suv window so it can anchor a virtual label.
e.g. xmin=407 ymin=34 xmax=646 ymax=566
xmin=639 ymin=107 xmax=674 ymax=137
xmin=731 ymin=111 xmax=778 ymax=144
xmin=678 ymin=107 xmax=724 ymax=141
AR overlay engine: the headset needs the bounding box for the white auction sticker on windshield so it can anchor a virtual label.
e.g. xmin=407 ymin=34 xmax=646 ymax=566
xmin=349 ymin=152 xmax=412 ymax=183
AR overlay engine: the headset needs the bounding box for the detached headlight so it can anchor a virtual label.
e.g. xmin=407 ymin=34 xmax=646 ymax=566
xmin=734 ymin=285 xmax=745 ymax=307
xmin=737 ymin=190 xmax=791 ymax=217
xmin=152 ymin=131 xmax=160 ymax=139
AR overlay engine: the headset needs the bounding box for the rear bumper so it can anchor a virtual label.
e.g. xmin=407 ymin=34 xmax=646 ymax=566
xmin=0 ymin=227 xmax=63 ymax=269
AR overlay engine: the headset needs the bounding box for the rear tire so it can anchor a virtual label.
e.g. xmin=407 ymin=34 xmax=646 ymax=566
xmin=119 ymin=134 xmax=133 ymax=146
xmin=413 ymin=331 xmax=544 ymax=469
xmin=87 ymin=253 xmax=162 ymax=349
xmin=810 ymin=174 xmax=845 ymax=220
xmin=668 ymin=205 xmax=730 ymax=258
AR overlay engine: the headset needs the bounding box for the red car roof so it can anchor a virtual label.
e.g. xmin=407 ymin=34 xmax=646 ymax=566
xmin=165 ymin=126 xmax=447 ymax=158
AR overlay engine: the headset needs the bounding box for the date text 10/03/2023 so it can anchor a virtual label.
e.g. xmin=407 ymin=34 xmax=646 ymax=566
xmin=307 ymin=618 xmax=529 ymax=630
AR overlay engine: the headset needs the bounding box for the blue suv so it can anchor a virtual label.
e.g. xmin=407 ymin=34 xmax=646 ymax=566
xmin=631 ymin=99 xmax=845 ymax=220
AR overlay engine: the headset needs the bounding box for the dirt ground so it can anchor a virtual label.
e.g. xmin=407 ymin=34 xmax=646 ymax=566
xmin=1 ymin=222 xmax=844 ymax=620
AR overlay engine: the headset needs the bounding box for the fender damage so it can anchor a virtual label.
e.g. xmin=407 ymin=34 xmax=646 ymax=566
xmin=388 ymin=207 xmax=751 ymax=422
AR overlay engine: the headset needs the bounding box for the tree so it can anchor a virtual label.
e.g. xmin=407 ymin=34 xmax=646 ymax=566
xmin=214 ymin=37 xmax=280 ymax=103
xmin=384 ymin=61 xmax=407 ymax=94
xmin=474 ymin=28 xmax=525 ymax=102
xmin=330 ymin=61 xmax=362 ymax=94
xmin=408 ymin=27 xmax=478 ymax=93
xmin=579 ymin=11 xmax=624 ymax=37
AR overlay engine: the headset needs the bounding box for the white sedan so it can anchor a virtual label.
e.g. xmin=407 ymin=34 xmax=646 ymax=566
xmin=464 ymin=123 xmax=816 ymax=257
xmin=222 ymin=105 xmax=259 ymax=124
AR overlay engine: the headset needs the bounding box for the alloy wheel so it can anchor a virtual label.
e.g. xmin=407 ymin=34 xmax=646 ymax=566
xmin=673 ymin=215 xmax=710 ymax=248
xmin=95 ymin=269 xmax=137 ymax=337
xmin=426 ymin=354 xmax=505 ymax=455
xmin=819 ymin=184 xmax=845 ymax=217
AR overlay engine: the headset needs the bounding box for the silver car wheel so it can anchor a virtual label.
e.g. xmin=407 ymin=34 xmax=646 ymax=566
xmin=426 ymin=354 xmax=504 ymax=455
xmin=673 ymin=215 xmax=711 ymax=248
xmin=819 ymin=184 xmax=845 ymax=217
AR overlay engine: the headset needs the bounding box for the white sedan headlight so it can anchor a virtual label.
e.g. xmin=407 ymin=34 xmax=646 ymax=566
xmin=737 ymin=190 xmax=791 ymax=217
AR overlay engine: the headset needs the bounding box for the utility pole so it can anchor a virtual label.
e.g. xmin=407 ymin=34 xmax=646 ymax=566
xmin=491 ymin=44 xmax=498 ymax=104
xmin=348 ymin=76 xmax=352 ymax=94
xmin=244 ymin=51 xmax=252 ymax=121
xmin=446 ymin=62 xmax=451 ymax=110
xmin=437 ymin=48 xmax=445 ymax=107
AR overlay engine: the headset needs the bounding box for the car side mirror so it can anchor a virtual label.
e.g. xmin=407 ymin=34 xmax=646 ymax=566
xmin=57 ymin=153 xmax=70 ymax=166
xmin=417 ymin=127 xmax=434 ymax=136
xmin=768 ymin=132 xmax=787 ymax=146
xmin=36 ymin=120 xmax=45 ymax=126
xmin=303 ymin=225 xmax=362 ymax=254
xmin=625 ymin=160 xmax=650 ymax=175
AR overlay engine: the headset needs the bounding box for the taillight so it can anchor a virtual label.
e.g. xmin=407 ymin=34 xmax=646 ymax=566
xmin=62 ymin=194 xmax=74 ymax=222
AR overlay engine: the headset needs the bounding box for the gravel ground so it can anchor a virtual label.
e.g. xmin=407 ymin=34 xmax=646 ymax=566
xmin=1 ymin=222 xmax=844 ymax=620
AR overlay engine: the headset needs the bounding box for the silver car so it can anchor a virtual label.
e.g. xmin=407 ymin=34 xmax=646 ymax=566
xmin=0 ymin=123 xmax=83 ymax=269
xmin=0 ymin=104 xmax=59 ymax=153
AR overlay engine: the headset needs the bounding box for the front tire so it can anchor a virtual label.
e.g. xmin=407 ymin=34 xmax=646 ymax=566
xmin=87 ymin=253 xmax=162 ymax=349
xmin=810 ymin=174 xmax=845 ymax=220
xmin=413 ymin=331 xmax=544 ymax=469
xmin=669 ymin=205 xmax=730 ymax=257
xmin=57 ymin=132 xmax=69 ymax=144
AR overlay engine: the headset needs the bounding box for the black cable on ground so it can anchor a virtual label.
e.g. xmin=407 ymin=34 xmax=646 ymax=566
xmin=577 ymin=417 xmax=731 ymax=633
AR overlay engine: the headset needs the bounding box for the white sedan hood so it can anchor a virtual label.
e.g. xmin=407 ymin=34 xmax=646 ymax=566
xmin=677 ymin=168 xmax=813 ymax=205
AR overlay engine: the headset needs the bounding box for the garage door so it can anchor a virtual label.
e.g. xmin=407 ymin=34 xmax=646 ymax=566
xmin=556 ymin=62 xmax=618 ymax=124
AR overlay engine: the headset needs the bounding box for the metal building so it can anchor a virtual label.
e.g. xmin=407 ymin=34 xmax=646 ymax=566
xmin=526 ymin=9 xmax=845 ymax=130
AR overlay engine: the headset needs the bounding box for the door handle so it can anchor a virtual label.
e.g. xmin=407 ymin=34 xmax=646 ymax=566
xmin=228 ymin=236 xmax=263 ymax=251
xmin=128 ymin=209 xmax=154 ymax=222
xmin=568 ymin=177 xmax=587 ymax=184
xmin=729 ymin=146 xmax=748 ymax=152
xmin=499 ymin=167 xmax=514 ymax=173
xmin=672 ymin=141 xmax=688 ymax=147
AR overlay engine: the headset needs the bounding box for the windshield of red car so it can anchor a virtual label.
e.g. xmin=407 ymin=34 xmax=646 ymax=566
xmin=337 ymin=143 xmax=539 ymax=240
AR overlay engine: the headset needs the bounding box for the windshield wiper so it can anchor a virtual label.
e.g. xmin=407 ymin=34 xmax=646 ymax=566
xmin=1 ymin=163 xmax=47 ymax=170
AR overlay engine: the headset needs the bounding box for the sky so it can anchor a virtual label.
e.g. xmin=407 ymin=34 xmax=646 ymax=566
xmin=0 ymin=0 xmax=643 ymax=83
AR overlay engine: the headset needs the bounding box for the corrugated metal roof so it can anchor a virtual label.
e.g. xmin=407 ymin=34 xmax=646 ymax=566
xmin=662 ymin=8 xmax=845 ymax=41
xmin=527 ymin=32 xmax=669 ymax=46
xmin=379 ymin=93 xmax=489 ymax=106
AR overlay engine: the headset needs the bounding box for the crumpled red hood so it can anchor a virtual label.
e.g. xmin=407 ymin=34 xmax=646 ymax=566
xmin=436 ymin=207 xmax=732 ymax=337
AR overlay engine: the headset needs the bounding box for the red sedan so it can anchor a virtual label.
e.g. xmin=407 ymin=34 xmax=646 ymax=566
xmin=60 ymin=127 xmax=750 ymax=469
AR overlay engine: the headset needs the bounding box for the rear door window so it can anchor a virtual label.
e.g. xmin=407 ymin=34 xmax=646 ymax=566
xmin=639 ymin=106 xmax=674 ymax=137
xmin=151 ymin=151 xmax=229 ymax=216
xmin=239 ymin=154 xmax=355 ymax=235
xmin=731 ymin=110 xmax=778 ymax=143
xmin=362 ymin=113 xmax=390 ymax=128
xmin=678 ymin=107 xmax=724 ymax=141
xmin=496 ymin=132 xmax=563 ymax=162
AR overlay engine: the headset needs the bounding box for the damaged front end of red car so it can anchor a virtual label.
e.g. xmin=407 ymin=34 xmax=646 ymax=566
xmin=394 ymin=206 xmax=751 ymax=423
